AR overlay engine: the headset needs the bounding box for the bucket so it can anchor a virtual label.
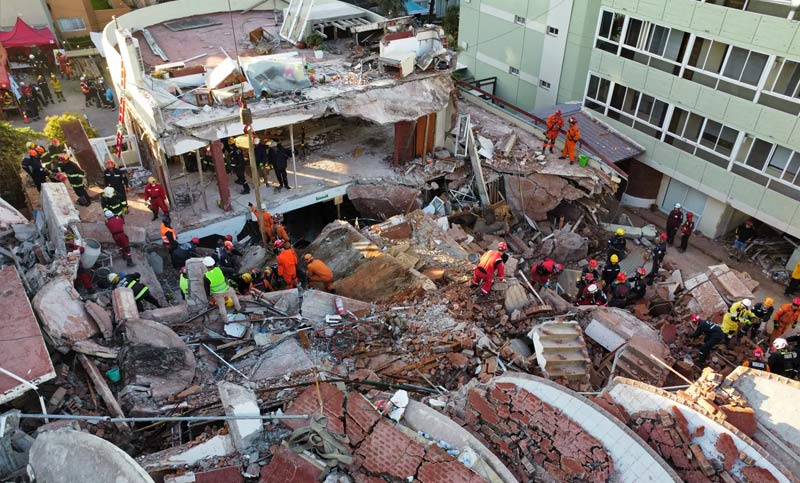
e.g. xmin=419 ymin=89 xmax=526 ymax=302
xmin=578 ymin=155 xmax=589 ymax=167
xmin=105 ymin=367 xmax=121 ymax=383
xmin=80 ymin=239 xmax=101 ymax=268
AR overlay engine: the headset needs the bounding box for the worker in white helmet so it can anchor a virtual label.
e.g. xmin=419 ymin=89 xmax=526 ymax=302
xmin=202 ymin=256 xmax=241 ymax=320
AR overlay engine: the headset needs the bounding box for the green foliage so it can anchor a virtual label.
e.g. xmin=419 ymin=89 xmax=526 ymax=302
xmin=305 ymin=32 xmax=325 ymax=49
xmin=0 ymin=122 xmax=42 ymax=205
xmin=443 ymin=5 xmax=459 ymax=39
xmin=377 ymin=0 xmax=407 ymax=18
xmin=90 ymin=0 xmax=111 ymax=10
xmin=43 ymin=112 xmax=99 ymax=141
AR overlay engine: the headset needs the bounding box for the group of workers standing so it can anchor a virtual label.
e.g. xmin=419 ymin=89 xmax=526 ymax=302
xmin=219 ymin=137 xmax=293 ymax=195
xmin=543 ymin=109 xmax=582 ymax=164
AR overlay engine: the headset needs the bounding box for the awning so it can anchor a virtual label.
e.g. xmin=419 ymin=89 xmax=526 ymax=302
xmin=404 ymin=0 xmax=428 ymax=15
xmin=0 ymin=18 xmax=57 ymax=48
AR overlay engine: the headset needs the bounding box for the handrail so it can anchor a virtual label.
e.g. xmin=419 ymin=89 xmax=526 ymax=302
xmin=455 ymin=78 xmax=629 ymax=177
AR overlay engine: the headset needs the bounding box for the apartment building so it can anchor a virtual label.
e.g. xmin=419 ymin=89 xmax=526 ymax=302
xmin=457 ymin=0 xmax=602 ymax=110
xmin=582 ymin=0 xmax=800 ymax=240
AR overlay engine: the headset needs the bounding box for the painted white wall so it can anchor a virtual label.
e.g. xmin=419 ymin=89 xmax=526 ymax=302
xmin=697 ymin=197 xmax=727 ymax=237
xmin=0 ymin=0 xmax=50 ymax=30
xmin=534 ymin=0 xmax=574 ymax=110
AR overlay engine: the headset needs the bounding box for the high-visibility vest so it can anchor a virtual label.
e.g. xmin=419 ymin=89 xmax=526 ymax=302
xmin=478 ymin=250 xmax=502 ymax=271
xmin=161 ymin=224 xmax=176 ymax=245
xmin=124 ymin=278 xmax=149 ymax=300
xmin=179 ymin=273 xmax=189 ymax=295
xmin=205 ymin=267 xmax=229 ymax=293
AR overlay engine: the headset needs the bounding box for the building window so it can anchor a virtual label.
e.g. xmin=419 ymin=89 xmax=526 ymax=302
xmin=57 ymin=17 xmax=87 ymax=33
xmin=682 ymin=36 xmax=764 ymax=101
xmin=547 ymin=26 xmax=559 ymax=36
xmin=701 ymin=0 xmax=794 ymax=20
xmin=539 ymin=80 xmax=551 ymax=89
xmin=760 ymin=58 xmax=800 ymax=115
xmin=735 ymin=135 xmax=800 ymax=187
xmin=509 ymin=66 xmax=519 ymax=76
xmin=514 ymin=15 xmax=525 ymax=26
xmin=596 ymin=10 xmax=624 ymax=53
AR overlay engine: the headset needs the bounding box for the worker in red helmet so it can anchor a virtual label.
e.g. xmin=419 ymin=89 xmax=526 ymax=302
xmin=648 ymin=232 xmax=668 ymax=284
xmin=576 ymin=259 xmax=600 ymax=294
xmin=103 ymin=159 xmax=129 ymax=213
xmin=608 ymin=272 xmax=630 ymax=308
xmin=543 ymin=109 xmax=563 ymax=154
xmin=471 ymin=242 xmax=508 ymax=296
xmin=530 ymin=258 xmax=561 ymax=288
xmin=275 ymin=239 xmax=299 ymax=288
xmin=689 ymin=313 xmax=725 ymax=366
xmin=629 ymin=266 xmax=647 ymax=301
xmin=741 ymin=347 xmax=770 ymax=372
xmin=769 ymin=298 xmax=800 ymax=341
xmin=679 ymin=212 xmax=695 ymax=253
xmin=559 ymin=116 xmax=581 ymax=164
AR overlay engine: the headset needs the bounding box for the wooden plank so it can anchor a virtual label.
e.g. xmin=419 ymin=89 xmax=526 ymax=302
xmin=78 ymin=355 xmax=130 ymax=433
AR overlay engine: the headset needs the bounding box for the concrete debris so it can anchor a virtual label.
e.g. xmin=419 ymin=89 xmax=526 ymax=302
xmin=40 ymin=183 xmax=80 ymax=257
xmin=217 ymin=382 xmax=262 ymax=451
xmin=32 ymin=277 xmax=99 ymax=350
xmin=708 ymin=264 xmax=756 ymax=300
xmin=584 ymin=307 xmax=660 ymax=352
xmin=300 ymin=289 xmax=375 ymax=328
xmin=528 ymin=321 xmax=591 ymax=387
xmin=112 ymin=286 xmax=140 ymax=322
xmin=303 ymin=221 xmax=382 ymax=279
xmin=85 ymin=300 xmax=114 ymax=339
xmin=347 ymin=184 xmax=421 ymax=220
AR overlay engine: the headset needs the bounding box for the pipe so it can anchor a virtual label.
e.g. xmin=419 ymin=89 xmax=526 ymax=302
xmin=18 ymin=413 xmax=309 ymax=423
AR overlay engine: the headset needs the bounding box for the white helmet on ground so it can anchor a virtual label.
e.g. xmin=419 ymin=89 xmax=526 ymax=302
xmin=202 ymin=256 xmax=215 ymax=267
xmin=104 ymin=210 xmax=114 ymax=218
xmin=772 ymin=338 xmax=788 ymax=351
xmin=103 ymin=186 xmax=115 ymax=197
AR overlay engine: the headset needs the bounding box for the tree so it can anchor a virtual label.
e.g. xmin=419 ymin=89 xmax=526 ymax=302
xmin=443 ymin=5 xmax=459 ymax=40
xmin=43 ymin=112 xmax=98 ymax=142
xmin=0 ymin=122 xmax=42 ymax=207
xmin=376 ymin=0 xmax=407 ymax=18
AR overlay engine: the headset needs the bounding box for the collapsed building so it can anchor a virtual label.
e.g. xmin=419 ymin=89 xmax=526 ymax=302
xmin=1 ymin=0 xmax=799 ymax=482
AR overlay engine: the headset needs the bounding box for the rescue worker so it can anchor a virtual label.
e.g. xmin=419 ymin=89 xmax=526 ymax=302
xmin=608 ymin=272 xmax=630 ymax=308
xmin=21 ymin=148 xmax=47 ymax=191
xmin=171 ymin=237 xmax=199 ymax=269
xmin=785 ymin=259 xmax=800 ymax=296
xmin=45 ymin=138 xmax=64 ymax=166
xmin=143 ymin=176 xmax=169 ymax=220
xmin=628 ymin=267 xmax=648 ymax=301
xmin=559 ymin=116 xmax=580 ymax=164
xmin=543 ymin=109 xmax=563 ymax=154
xmin=270 ymin=141 xmax=292 ymax=190
xmin=530 ymin=258 xmax=562 ymax=288
xmin=56 ymin=155 xmax=90 ymax=206
xmin=733 ymin=220 xmax=755 ymax=261
xmin=160 ymin=216 xmax=178 ymax=252
xmin=607 ymin=228 xmax=627 ymax=261
xmin=648 ymin=232 xmax=668 ymax=283
xmin=748 ymin=297 xmax=774 ymax=339
xmin=767 ymin=338 xmax=798 ymax=379
xmin=101 ymin=187 xmax=125 ymax=217
xmin=254 ymin=137 xmax=269 ymax=183
xmin=304 ymin=253 xmax=335 ymax=292
xmin=36 ymin=75 xmax=52 ymax=104
xmin=104 ymin=210 xmax=134 ymax=266
xmin=50 ymin=74 xmax=66 ymax=102
xmin=601 ymin=254 xmax=621 ymax=289
xmin=275 ymin=239 xmax=299 ymax=288
xmin=227 ymin=138 xmax=250 ymax=194
xmin=689 ymin=314 xmax=725 ymax=367
xmin=769 ymin=298 xmax=800 ymax=341
xmin=65 ymin=232 xmax=94 ymax=293
xmin=109 ymin=272 xmax=161 ymax=311
xmin=230 ymin=272 xmax=255 ymax=296
xmin=103 ymin=160 xmax=129 ymax=212
xmin=272 ymin=213 xmax=290 ymax=243
xmin=256 ymin=265 xmax=279 ymax=292
xmin=666 ymin=203 xmax=683 ymax=245
xmin=80 ymin=76 xmax=95 ymax=107
xmin=741 ymin=347 xmax=770 ymax=372
xmin=679 ymin=212 xmax=695 ymax=253
xmin=179 ymin=266 xmax=189 ymax=300
xmin=471 ymin=242 xmax=508 ymax=296
xmin=203 ymin=256 xmax=241 ymax=320
xmin=218 ymin=240 xmax=240 ymax=276
xmin=247 ymin=202 xmax=274 ymax=244
xmin=576 ymin=259 xmax=600 ymax=294
xmin=577 ymin=283 xmax=607 ymax=306
xmin=722 ymin=298 xmax=755 ymax=344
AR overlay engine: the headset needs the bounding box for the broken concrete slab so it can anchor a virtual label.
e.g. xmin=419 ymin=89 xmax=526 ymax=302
xmin=217 ymin=382 xmax=262 ymax=451
xmin=547 ymin=231 xmax=589 ymax=263
xmin=250 ymin=337 xmax=314 ymax=380
xmin=303 ymin=220 xmax=382 ymax=279
xmin=121 ymin=319 xmax=197 ymax=403
xmin=686 ymin=278 xmax=728 ymax=319
xmin=0 ymin=410 xmax=33 ymax=476
xmin=528 ymin=321 xmax=591 ymax=384
xmin=78 ymin=222 xmax=146 ymax=246
xmin=709 ymin=264 xmax=754 ymax=300
xmin=504 ymin=174 xmax=586 ymax=221
xmin=347 ymin=183 xmax=421 ymax=220
xmin=140 ymin=304 xmax=189 ymax=325
xmin=260 ymin=445 xmax=323 ymax=483
xmin=112 ymin=286 xmax=139 ymax=322
xmin=238 ymin=245 xmax=267 ymax=273
xmin=334 ymin=254 xmax=434 ymax=303
xmin=163 ymin=435 xmax=235 ymax=468
xmin=614 ymin=336 xmax=671 ymax=387
xmin=29 ymin=429 xmax=154 ymax=483
xmin=85 ymin=300 xmax=113 ymax=339
xmin=185 ymin=257 xmax=209 ymax=309
xmin=253 ymin=288 xmax=300 ymax=315
xmin=600 ymin=223 xmax=658 ymax=239
xmin=504 ymin=281 xmax=530 ymax=313
xmin=0 ymin=266 xmax=55 ymax=404
xmin=72 ymin=340 xmax=119 ymax=359
xmin=584 ymin=307 xmax=660 ymax=352
xmin=32 ymin=277 xmax=99 ymax=350
xmin=300 ymin=289 xmax=376 ymax=328
xmin=0 ymin=197 xmax=28 ymax=230
xmin=371 ymin=215 xmax=413 ymax=240
xmin=40 ymin=183 xmax=80 ymax=257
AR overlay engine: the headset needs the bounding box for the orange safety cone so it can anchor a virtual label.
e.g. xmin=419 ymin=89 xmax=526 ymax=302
xmin=23 ymin=111 xmax=30 ymax=124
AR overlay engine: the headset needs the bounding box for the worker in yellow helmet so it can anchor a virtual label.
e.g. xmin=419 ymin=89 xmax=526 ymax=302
xmin=608 ymin=228 xmax=627 ymax=262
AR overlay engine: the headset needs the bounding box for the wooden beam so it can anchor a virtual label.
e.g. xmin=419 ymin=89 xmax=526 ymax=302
xmin=78 ymin=355 xmax=131 ymax=434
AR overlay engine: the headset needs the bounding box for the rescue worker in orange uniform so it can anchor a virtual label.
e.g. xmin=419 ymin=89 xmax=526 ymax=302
xmin=559 ymin=117 xmax=581 ymax=164
xmin=160 ymin=216 xmax=178 ymax=252
xmin=248 ymin=202 xmax=275 ymax=244
xmin=471 ymin=242 xmax=508 ymax=296
xmin=741 ymin=347 xmax=770 ymax=372
xmin=304 ymin=253 xmax=335 ymax=292
xmin=543 ymin=109 xmax=563 ymax=154
xmin=272 ymin=213 xmax=290 ymax=243
xmin=275 ymin=239 xmax=299 ymax=288
xmin=769 ymin=298 xmax=800 ymax=341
